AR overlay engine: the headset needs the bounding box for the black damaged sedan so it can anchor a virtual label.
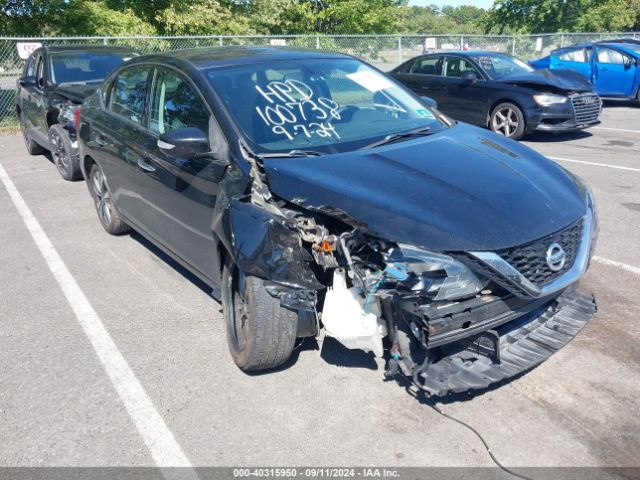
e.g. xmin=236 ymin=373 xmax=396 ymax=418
xmin=77 ymin=47 xmax=598 ymax=396
xmin=390 ymin=51 xmax=602 ymax=140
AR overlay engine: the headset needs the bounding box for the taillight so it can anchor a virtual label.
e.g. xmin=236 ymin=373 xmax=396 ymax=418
xmin=73 ymin=107 xmax=81 ymax=132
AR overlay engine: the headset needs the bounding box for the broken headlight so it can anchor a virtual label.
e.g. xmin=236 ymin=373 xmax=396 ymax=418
xmin=385 ymin=244 xmax=485 ymax=301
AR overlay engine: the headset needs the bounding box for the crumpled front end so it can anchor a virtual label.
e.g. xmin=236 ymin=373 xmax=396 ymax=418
xmin=222 ymin=144 xmax=598 ymax=396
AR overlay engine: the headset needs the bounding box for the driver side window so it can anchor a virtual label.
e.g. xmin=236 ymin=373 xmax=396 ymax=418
xmin=149 ymin=68 xmax=210 ymax=135
xmin=443 ymin=57 xmax=478 ymax=78
xmin=597 ymin=48 xmax=625 ymax=65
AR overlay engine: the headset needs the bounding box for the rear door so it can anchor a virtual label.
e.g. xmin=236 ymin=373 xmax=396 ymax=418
xmin=22 ymin=52 xmax=48 ymax=143
xmin=18 ymin=54 xmax=38 ymax=130
xmin=550 ymin=47 xmax=592 ymax=79
xmin=131 ymin=66 xmax=223 ymax=281
xmin=393 ymin=55 xmax=443 ymax=99
xmin=594 ymin=46 xmax=637 ymax=96
xmin=438 ymin=55 xmax=486 ymax=125
xmin=93 ymin=64 xmax=154 ymax=224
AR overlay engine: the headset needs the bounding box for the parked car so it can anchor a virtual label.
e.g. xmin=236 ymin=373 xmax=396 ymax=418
xmin=390 ymin=51 xmax=601 ymax=140
xmin=16 ymin=45 xmax=137 ymax=180
xmin=529 ymin=42 xmax=640 ymax=102
xmin=77 ymin=47 xmax=597 ymax=396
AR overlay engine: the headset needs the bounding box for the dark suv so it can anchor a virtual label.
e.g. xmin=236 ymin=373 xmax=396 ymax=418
xmin=77 ymin=47 xmax=598 ymax=396
xmin=16 ymin=45 xmax=137 ymax=180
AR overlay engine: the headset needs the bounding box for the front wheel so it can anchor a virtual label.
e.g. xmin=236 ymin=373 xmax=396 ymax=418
xmin=49 ymin=124 xmax=82 ymax=181
xmin=221 ymin=262 xmax=298 ymax=371
xmin=87 ymin=163 xmax=130 ymax=235
xmin=490 ymin=102 xmax=526 ymax=140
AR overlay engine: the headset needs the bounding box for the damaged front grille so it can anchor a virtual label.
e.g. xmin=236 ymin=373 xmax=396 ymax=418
xmin=571 ymin=93 xmax=601 ymax=125
xmin=495 ymin=218 xmax=583 ymax=286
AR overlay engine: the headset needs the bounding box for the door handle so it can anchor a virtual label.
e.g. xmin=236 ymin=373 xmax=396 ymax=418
xmin=137 ymin=157 xmax=156 ymax=172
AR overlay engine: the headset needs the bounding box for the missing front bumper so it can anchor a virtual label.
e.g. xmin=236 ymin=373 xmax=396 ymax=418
xmin=412 ymin=289 xmax=596 ymax=396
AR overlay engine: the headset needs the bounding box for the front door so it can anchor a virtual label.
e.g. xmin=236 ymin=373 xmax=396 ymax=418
xmin=438 ymin=56 xmax=486 ymax=125
xmin=594 ymin=46 xmax=637 ymax=97
xmin=129 ymin=67 xmax=223 ymax=282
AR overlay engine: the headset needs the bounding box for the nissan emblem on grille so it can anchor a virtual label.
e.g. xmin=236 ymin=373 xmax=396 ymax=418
xmin=546 ymin=242 xmax=566 ymax=272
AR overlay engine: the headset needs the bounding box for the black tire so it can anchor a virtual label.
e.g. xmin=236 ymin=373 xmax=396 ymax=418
xmin=49 ymin=124 xmax=82 ymax=181
xmin=87 ymin=163 xmax=130 ymax=235
xmin=490 ymin=102 xmax=526 ymax=140
xmin=19 ymin=112 xmax=46 ymax=155
xmin=221 ymin=262 xmax=298 ymax=371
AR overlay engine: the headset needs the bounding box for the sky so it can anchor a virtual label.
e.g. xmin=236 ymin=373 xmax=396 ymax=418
xmin=409 ymin=0 xmax=494 ymax=8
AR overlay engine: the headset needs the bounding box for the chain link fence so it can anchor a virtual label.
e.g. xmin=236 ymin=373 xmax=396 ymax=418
xmin=1 ymin=32 xmax=638 ymax=129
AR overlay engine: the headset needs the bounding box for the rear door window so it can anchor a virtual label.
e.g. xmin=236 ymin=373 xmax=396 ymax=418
xmin=149 ymin=68 xmax=209 ymax=135
xmin=409 ymin=56 xmax=440 ymax=75
xmin=35 ymin=55 xmax=45 ymax=89
xmin=109 ymin=66 xmax=150 ymax=126
xmin=558 ymin=48 xmax=587 ymax=62
xmin=24 ymin=55 xmax=37 ymax=77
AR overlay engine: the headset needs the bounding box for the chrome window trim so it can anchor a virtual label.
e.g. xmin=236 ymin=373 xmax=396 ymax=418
xmin=469 ymin=207 xmax=593 ymax=298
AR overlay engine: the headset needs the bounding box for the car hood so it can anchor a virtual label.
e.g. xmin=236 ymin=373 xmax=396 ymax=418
xmin=52 ymin=84 xmax=100 ymax=103
xmin=500 ymin=68 xmax=593 ymax=92
xmin=263 ymin=123 xmax=587 ymax=252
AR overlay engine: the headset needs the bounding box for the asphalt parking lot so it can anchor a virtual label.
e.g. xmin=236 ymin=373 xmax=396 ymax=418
xmin=1 ymin=103 xmax=639 ymax=475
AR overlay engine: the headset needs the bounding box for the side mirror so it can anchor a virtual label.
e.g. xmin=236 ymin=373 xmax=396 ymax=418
xmin=623 ymin=57 xmax=634 ymax=69
xmin=462 ymin=71 xmax=478 ymax=81
xmin=19 ymin=76 xmax=36 ymax=87
xmin=157 ymin=127 xmax=209 ymax=159
xmin=420 ymin=96 xmax=438 ymax=109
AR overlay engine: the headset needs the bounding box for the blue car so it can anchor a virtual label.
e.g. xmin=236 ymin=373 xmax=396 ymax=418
xmin=530 ymin=42 xmax=640 ymax=102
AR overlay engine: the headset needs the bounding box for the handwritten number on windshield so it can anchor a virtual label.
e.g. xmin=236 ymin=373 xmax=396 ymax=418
xmin=255 ymin=79 xmax=341 ymax=141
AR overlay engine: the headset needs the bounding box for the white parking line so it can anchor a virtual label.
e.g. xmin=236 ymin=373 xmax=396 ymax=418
xmin=594 ymin=126 xmax=640 ymax=134
xmin=547 ymin=156 xmax=640 ymax=172
xmin=594 ymin=256 xmax=640 ymax=276
xmin=0 ymin=162 xmax=197 ymax=477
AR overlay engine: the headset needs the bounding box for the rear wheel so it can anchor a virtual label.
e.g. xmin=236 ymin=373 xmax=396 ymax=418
xmin=49 ymin=124 xmax=82 ymax=181
xmin=19 ymin=112 xmax=46 ymax=155
xmin=221 ymin=262 xmax=298 ymax=371
xmin=490 ymin=102 xmax=526 ymax=140
xmin=88 ymin=163 xmax=130 ymax=235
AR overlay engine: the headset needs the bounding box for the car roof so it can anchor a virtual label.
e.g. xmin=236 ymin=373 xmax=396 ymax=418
xmin=125 ymin=46 xmax=352 ymax=70
xmin=423 ymin=50 xmax=515 ymax=57
xmin=41 ymin=45 xmax=138 ymax=55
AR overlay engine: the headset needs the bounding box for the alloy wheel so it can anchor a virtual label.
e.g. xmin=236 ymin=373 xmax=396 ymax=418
xmin=50 ymin=130 xmax=70 ymax=177
xmin=492 ymin=107 xmax=519 ymax=137
xmin=92 ymin=168 xmax=112 ymax=226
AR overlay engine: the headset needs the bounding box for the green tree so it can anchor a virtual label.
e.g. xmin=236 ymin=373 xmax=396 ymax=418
xmin=0 ymin=0 xmax=67 ymax=35
xmin=156 ymin=0 xmax=253 ymax=35
xmin=59 ymin=0 xmax=156 ymax=36
xmin=486 ymin=0 xmax=639 ymax=33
